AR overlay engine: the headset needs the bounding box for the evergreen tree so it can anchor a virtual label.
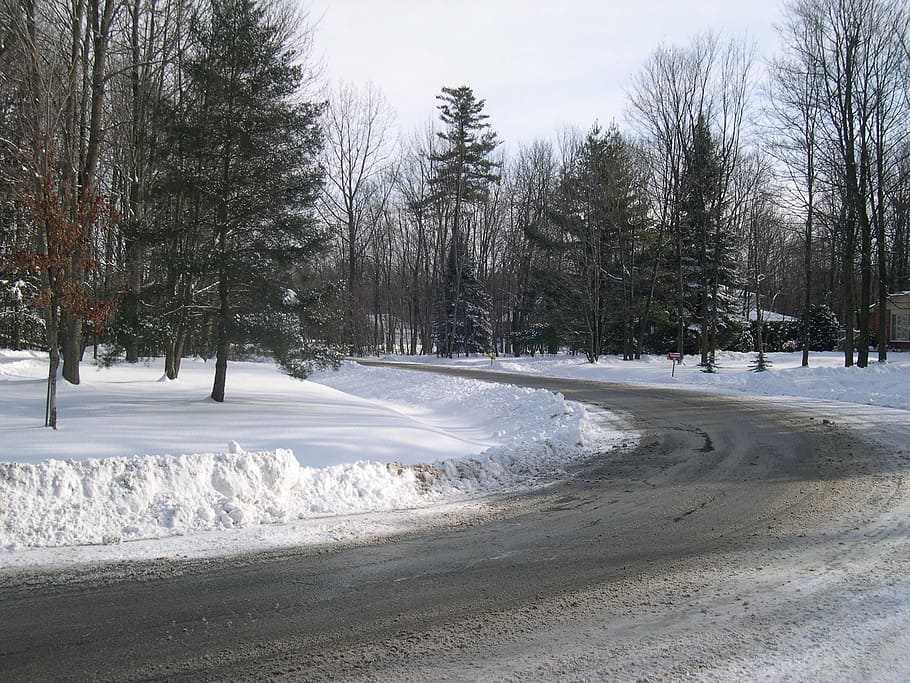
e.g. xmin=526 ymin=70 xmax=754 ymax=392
xmin=678 ymin=113 xmax=735 ymax=372
xmin=0 ymin=278 xmax=45 ymax=350
xmin=429 ymin=85 xmax=499 ymax=357
xmin=808 ymin=304 xmax=841 ymax=351
xmin=175 ymin=0 xmax=336 ymax=401
xmin=431 ymin=85 xmax=500 ymax=238
xmin=434 ymin=241 xmax=492 ymax=355
xmin=529 ymin=127 xmax=649 ymax=363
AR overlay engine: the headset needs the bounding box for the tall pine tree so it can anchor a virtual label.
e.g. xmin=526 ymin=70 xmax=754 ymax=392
xmin=430 ymin=85 xmax=498 ymax=357
xmin=529 ymin=127 xmax=649 ymax=363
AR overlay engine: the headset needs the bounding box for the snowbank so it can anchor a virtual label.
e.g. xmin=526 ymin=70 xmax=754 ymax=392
xmin=312 ymin=362 xmax=620 ymax=495
xmin=0 ymin=449 xmax=428 ymax=549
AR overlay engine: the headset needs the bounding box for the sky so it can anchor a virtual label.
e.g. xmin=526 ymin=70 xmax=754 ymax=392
xmin=305 ymin=0 xmax=785 ymax=150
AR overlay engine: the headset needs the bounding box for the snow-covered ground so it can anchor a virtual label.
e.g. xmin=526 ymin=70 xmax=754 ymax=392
xmin=0 ymin=351 xmax=623 ymax=566
xmin=382 ymin=349 xmax=910 ymax=411
xmin=3 ymin=348 xmax=909 ymax=679
xmin=2 ymin=348 xmax=908 ymax=569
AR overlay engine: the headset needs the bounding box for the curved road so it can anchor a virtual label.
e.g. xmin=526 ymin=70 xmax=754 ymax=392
xmin=1 ymin=363 xmax=906 ymax=681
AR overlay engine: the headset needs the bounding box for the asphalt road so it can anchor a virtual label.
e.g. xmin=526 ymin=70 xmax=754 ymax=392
xmin=0 ymin=362 xmax=902 ymax=681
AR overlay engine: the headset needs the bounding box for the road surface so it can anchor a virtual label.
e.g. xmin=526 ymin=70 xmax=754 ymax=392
xmin=1 ymin=362 xmax=907 ymax=681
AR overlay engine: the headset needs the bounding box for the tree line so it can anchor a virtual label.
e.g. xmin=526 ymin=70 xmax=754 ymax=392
xmin=317 ymin=1 xmax=910 ymax=370
xmin=1 ymin=0 xmax=909 ymax=427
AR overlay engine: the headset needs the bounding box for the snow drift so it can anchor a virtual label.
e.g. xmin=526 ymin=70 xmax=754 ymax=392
xmin=0 ymin=449 xmax=426 ymax=548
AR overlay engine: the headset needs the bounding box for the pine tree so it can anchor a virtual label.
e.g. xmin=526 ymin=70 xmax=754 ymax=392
xmin=431 ymin=85 xmax=500 ymax=237
xmin=808 ymin=304 xmax=841 ymax=351
xmin=175 ymin=0 xmax=336 ymax=401
xmin=429 ymin=85 xmax=499 ymax=357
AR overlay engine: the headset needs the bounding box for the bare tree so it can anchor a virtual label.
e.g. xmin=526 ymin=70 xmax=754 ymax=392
xmin=628 ymin=33 xmax=755 ymax=360
xmin=768 ymin=9 xmax=823 ymax=366
xmin=320 ymin=81 xmax=396 ymax=354
xmin=780 ymin=0 xmax=909 ymax=367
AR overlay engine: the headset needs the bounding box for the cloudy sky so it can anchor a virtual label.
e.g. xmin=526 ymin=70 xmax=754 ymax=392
xmin=306 ymin=0 xmax=785 ymax=149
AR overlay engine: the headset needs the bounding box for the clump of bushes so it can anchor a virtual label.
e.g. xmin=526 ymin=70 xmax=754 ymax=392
xmin=750 ymin=304 xmax=840 ymax=353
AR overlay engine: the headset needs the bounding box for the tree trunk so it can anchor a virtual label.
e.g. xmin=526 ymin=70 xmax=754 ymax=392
xmin=211 ymin=226 xmax=229 ymax=403
xmin=801 ymin=179 xmax=813 ymax=368
xmin=873 ymin=127 xmax=888 ymax=363
xmin=675 ymin=226 xmax=686 ymax=357
xmin=165 ymin=342 xmax=179 ymax=380
xmin=123 ymin=0 xmax=143 ymax=364
xmin=62 ymin=312 xmax=82 ymax=384
xmin=857 ymin=198 xmax=872 ymax=368
xmin=164 ymin=331 xmax=185 ymax=380
xmin=843 ymin=214 xmax=856 ymax=367
xmin=636 ymin=221 xmax=666 ymax=360
xmin=211 ymin=277 xmax=229 ymax=402
xmin=45 ymin=307 xmax=60 ymax=429
xmin=125 ymin=247 xmax=142 ymax=363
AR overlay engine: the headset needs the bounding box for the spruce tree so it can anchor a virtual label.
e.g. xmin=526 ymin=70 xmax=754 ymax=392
xmin=808 ymin=304 xmax=841 ymax=351
xmin=176 ymin=0 xmax=335 ymax=401
xmin=678 ymin=113 xmax=734 ymax=372
xmin=434 ymin=240 xmax=492 ymax=356
xmin=529 ymin=127 xmax=649 ymax=363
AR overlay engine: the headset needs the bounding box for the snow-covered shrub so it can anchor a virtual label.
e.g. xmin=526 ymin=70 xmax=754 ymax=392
xmin=808 ymin=304 xmax=840 ymax=351
xmin=729 ymin=321 xmax=754 ymax=352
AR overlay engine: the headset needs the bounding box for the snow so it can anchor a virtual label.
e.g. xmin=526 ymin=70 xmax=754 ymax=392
xmin=0 ymin=351 xmax=624 ymax=564
xmin=2 ymin=348 xmax=909 ymax=679
xmin=382 ymin=349 xmax=910 ymax=411
xmin=746 ymin=307 xmax=797 ymax=322
xmin=3 ymin=349 xmax=908 ymax=567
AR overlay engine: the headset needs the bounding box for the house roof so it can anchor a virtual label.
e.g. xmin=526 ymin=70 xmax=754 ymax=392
xmin=747 ymin=307 xmax=797 ymax=322
xmin=885 ymin=292 xmax=910 ymax=311
xmin=871 ymin=292 xmax=910 ymax=309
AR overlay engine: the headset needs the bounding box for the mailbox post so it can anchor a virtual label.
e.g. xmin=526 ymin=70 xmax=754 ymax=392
xmin=667 ymin=352 xmax=683 ymax=376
